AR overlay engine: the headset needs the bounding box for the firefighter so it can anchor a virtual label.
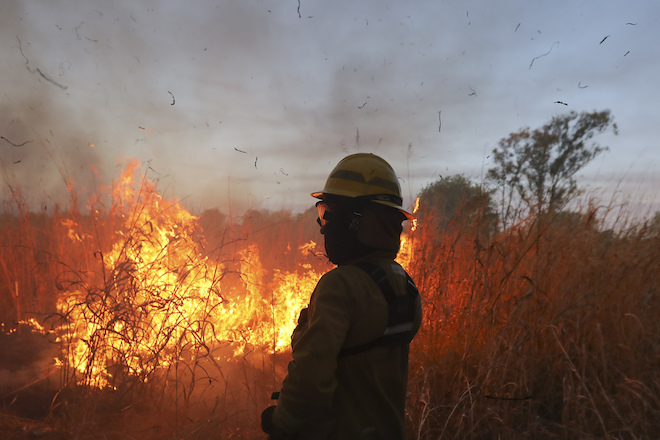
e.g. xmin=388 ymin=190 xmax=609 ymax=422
xmin=261 ymin=153 xmax=423 ymax=440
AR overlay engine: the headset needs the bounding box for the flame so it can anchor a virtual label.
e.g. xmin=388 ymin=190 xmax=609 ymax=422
xmin=56 ymin=162 xmax=320 ymax=388
xmin=396 ymin=197 xmax=421 ymax=271
xmin=411 ymin=197 xmax=420 ymax=232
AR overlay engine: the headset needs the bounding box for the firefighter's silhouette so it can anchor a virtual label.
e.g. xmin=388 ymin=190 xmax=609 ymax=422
xmin=261 ymin=153 xmax=422 ymax=440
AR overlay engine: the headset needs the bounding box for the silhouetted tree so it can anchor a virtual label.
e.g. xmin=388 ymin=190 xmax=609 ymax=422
xmin=415 ymin=175 xmax=498 ymax=241
xmin=487 ymin=110 xmax=617 ymax=220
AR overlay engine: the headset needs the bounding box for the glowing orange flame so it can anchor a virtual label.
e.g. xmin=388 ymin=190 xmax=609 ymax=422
xmin=56 ymin=161 xmax=320 ymax=388
xmin=396 ymin=197 xmax=421 ymax=271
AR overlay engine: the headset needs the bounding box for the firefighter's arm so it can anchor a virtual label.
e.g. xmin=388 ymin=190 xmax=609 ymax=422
xmin=271 ymin=271 xmax=352 ymax=433
xmin=290 ymin=307 xmax=308 ymax=348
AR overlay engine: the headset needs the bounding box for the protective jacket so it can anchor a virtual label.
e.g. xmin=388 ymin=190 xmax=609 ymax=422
xmin=272 ymin=250 xmax=422 ymax=440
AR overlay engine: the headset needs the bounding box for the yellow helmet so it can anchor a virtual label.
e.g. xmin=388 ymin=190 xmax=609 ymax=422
xmin=311 ymin=153 xmax=415 ymax=220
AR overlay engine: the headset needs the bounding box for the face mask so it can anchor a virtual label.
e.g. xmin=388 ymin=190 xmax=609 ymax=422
xmin=316 ymin=200 xmax=369 ymax=264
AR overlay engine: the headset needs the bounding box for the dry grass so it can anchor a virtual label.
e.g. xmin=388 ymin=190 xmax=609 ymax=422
xmin=1 ymin=167 xmax=659 ymax=439
xmin=406 ymin=204 xmax=660 ymax=439
xmin=0 ymin=167 xmax=314 ymax=439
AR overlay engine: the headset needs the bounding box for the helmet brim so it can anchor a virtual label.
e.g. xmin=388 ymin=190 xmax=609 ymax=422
xmin=311 ymin=191 xmax=415 ymax=221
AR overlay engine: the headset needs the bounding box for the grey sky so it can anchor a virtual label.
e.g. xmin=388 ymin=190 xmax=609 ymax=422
xmin=1 ymin=0 xmax=658 ymax=216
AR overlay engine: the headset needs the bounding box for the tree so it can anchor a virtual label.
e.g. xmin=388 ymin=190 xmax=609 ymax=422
xmin=415 ymin=175 xmax=498 ymax=240
xmin=487 ymin=110 xmax=617 ymax=219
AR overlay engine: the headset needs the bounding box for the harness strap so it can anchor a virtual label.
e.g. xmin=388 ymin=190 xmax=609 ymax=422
xmin=338 ymin=262 xmax=419 ymax=357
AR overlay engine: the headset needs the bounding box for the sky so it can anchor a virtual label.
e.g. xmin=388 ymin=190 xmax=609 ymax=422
xmin=1 ymin=0 xmax=659 ymax=218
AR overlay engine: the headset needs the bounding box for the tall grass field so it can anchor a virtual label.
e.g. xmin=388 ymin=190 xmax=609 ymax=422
xmin=1 ymin=163 xmax=658 ymax=439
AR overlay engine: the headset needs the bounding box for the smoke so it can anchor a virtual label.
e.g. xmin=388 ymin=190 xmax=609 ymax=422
xmin=2 ymin=0 xmax=659 ymax=215
xmin=1 ymin=1 xmax=105 ymax=210
xmin=0 ymin=0 xmax=313 ymax=213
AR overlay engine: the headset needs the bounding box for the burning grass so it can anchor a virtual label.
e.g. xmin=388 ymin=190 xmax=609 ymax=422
xmin=1 ymin=162 xmax=324 ymax=439
xmin=1 ymin=162 xmax=659 ymax=439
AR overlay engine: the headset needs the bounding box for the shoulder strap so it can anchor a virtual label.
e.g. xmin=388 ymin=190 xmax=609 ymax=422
xmin=339 ymin=262 xmax=419 ymax=357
